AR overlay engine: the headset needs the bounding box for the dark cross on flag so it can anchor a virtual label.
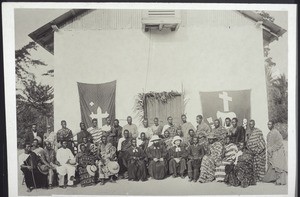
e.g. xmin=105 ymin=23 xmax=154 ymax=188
xmin=199 ymin=90 xmax=251 ymax=128
xmin=77 ymin=80 xmax=116 ymax=128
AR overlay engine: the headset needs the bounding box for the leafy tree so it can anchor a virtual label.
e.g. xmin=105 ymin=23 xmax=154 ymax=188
xmin=15 ymin=42 xmax=54 ymax=148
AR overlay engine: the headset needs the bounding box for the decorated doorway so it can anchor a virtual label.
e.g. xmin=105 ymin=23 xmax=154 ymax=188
xmin=135 ymin=91 xmax=184 ymax=126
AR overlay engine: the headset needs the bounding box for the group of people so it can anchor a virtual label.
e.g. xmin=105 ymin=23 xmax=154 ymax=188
xmin=20 ymin=114 xmax=288 ymax=192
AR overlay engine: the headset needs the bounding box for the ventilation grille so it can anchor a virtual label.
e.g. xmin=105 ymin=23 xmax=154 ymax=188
xmin=147 ymin=10 xmax=177 ymax=17
xmin=142 ymin=10 xmax=181 ymax=32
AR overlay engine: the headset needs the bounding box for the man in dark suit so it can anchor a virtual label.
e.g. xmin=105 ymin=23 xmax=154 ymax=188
xmin=24 ymin=124 xmax=43 ymax=146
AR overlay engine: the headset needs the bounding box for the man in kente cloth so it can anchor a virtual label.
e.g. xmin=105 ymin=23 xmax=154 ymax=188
xmin=57 ymin=120 xmax=74 ymax=152
xmin=127 ymin=138 xmax=148 ymax=181
xmin=19 ymin=143 xmax=48 ymax=192
xmin=117 ymin=129 xmax=132 ymax=179
xmin=147 ymin=135 xmax=168 ymax=180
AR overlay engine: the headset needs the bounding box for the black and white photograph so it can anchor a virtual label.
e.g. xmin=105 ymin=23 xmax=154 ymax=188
xmin=2 ymin=3 xmax=297 ymax=197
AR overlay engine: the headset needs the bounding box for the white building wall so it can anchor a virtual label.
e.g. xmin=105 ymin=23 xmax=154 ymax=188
xmin=54 ymin=10 xmax=269 ymax=137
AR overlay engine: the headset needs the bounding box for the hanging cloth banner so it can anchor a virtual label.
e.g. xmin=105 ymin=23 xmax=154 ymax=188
xmin=77 ymin=80 xmax=116 ymax=128
xmin=199 ymin=89 xmax=251 ymax=128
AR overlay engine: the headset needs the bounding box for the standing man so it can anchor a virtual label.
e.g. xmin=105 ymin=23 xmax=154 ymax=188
xmin=162 ymin=116 xmax=178 ymax=138
xmin=123 ymin=116 xmax=138 ymax=138
xmin=224 ymin=117 xmax=232 ymax=133
xmin=138 ymin=119 xmax=153 ymax=139
xmin=102 ymin=117 xmax=112 ymax=133
xmin=108 ymin=119 xmax=123 ymax=148
xmin=43 ymin=125 xmax=57 ymax=151
xmin=77 ymin=122 xmax=93 ymax=145
xmin=150 ymin=117 xmax=163 ymax=137
xmin=246 ymin=119 xmax=266 ymax=182
xmin=40 ymin=141 xmax=59 ymax=189
xmin=263 ymin=121 xmax=287 ymax=185
xmin=87 ymin=118 xmax=105 ymax=146
xmin=212 ymin=119 xmax=227 ymax=144
xmin=180 ymin=114 xmax=196 ymax=141
xmin=196 ymin=115 xmax=211 ymax=137
xmin=56 ymin=120 xmax=73 ymax=152
xmin=24 ymin=124 xmax=44 ymax=146
xmin=228 ymin=118 xmax=245 ymax=144
xmin=56 ymin=140 xmax=77 ymax=188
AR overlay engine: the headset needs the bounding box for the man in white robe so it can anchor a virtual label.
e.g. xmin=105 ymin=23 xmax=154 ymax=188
xmin=56 ymin=140 xmax=76 ymax=188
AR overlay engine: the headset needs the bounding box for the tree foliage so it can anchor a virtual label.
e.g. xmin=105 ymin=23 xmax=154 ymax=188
xmin=264 ymin=44 xmax=288 ymax=124
xmin=16 ymin=42 xmax=54 ymax=148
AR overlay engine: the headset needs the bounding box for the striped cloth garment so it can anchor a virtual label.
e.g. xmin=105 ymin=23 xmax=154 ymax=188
xmin=87 ymin=127 xmax=105 ymax=145
xmin=215 ymin=143 xmax=238 ymax=182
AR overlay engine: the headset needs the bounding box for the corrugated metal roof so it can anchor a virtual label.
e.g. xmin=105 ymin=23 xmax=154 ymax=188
xmin=28 ymin=9 xmax=287 ymax=54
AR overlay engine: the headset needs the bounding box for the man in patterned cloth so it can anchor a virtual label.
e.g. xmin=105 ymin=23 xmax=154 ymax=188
xmin=87 ymin=118 xmax=106 ymax=146
xmin=57 ymin=120 xmax=74 ymax=152
xmin=246 ymin=119 xmax=266 ymax=182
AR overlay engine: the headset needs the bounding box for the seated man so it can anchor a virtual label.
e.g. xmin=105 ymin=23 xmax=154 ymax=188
xmin=97 ymin=135 xmax=118 ymax=185
xmin=215 ymin=136 xmax=238 ymax=182
xmin=76 ymin=144 xmax=97 ymax=187
xmin=56 ymin=140 xmax=77 ymax=188
xmin=31 ymin=139 xmax=44 ymax=156
xmin=184 ymin=129 xmax=196 ymax=146
xmin=146 ymin=135 xmax=168 ymax=180
xmin=19 ymin=143 xmax=48 ymax=192
xmin=137 ymin=132 xmax=149 ymax=151
xmin=127 ymin=138 xmax=147 ymax=181
xmin=187 ymin=137 xmax=205 ymax=182
xmin=39 ymin=141 xmax=59 ymax=189
xmin=168 ymin=136 xmax=188 ymax=178
xmin=199 ymin=133 xmax=223 ymax=183
xmin=117 ymin=129 xmax=132 ymax=179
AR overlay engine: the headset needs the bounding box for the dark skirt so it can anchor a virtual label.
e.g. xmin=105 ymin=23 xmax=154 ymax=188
xmin=21 ymin=167 xmax=48 ymax=189
xmin=78 ymin=166 xmax=95 ymax=187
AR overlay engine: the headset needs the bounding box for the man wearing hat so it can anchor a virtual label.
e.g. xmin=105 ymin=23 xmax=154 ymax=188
xmin=56 ymin=140 xmax=77 ymax=188
xmin=168 ymin=136 xmax=188 ymax=179
xmin=187 ymin=137 xmax=206 ymax=182
xmin=127 ymin=138 xmax=147 ymax=181
xmin=199 ymin=133 xmax=223 ymax=183
xmin=146 ymin=135 xmax=168 ymax=180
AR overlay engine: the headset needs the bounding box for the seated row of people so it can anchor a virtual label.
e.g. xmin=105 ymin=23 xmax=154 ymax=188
xmin=21 ymin=117 xmax=287 ymax=192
